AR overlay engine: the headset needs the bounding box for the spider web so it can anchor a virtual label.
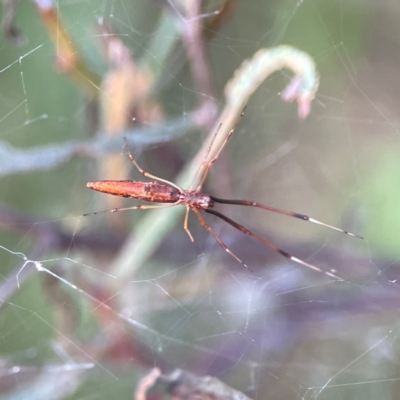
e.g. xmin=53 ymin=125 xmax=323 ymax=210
xmin=0 ymin=1 xmax=399 ymax=399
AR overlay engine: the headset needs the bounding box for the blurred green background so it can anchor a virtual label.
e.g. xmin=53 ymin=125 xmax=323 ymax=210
xmin=0 ymin=1 xmax=399 ymax=399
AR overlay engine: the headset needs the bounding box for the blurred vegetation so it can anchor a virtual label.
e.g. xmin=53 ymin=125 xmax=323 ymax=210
xmin=0 ymin=1 xmax=399 ymax=399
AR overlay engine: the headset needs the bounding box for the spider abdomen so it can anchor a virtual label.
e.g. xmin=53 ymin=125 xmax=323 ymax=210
xmin=87 ymin=180 xmax=181 ymax=203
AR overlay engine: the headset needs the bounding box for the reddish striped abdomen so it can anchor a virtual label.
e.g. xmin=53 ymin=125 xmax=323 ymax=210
xmin=87 ymin=180 xmax=180 ymax=203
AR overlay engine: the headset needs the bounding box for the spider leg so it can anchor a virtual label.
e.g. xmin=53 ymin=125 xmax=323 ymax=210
xmin=210 ymin=197 xmax=363 ymax=239
xmin=192 ymin=209 xmax=250 ymax=271
xmin=184 ymin=206 xmax=195 ymax=242
xmin=123 ymin=138 xmax=183 ymax=192
xmin=195 ymin=107 xmax=246 ymax=191
xmin=189 ymin=122 xmax=222 ymax=191
xmin=205 ymin=209 xmax=342 ymax=280
xmin=83 ymin=203 xmax=178 ymax=217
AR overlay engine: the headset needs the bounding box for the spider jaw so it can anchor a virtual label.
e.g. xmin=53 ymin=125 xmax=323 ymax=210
xmin=180 ymin=193 xmax=214 ymax=209
xmin=198 ymin=195 xmax=214 ymax=209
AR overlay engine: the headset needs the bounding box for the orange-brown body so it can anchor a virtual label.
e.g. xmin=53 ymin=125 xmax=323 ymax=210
xmin=87 ymin=180 xmax=180 ymax=203
xmin=85 ymin=109 xmax=361 ymax=278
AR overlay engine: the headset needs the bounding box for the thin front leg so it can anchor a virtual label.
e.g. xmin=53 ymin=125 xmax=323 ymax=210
xmin=193 ymin=209 xmax=250 ymax=270
xmin=205 ymin=209 xmax=341 ymax=280
xmin=83 ymin=203 xmax=178 ymax=217
xmin=184 ymin=206 xmax=195 ymax=242
xmin=189 ymin=123 xmax=222 ymax=190
xmin=124 ymin=138 xmax=183 ymax=191
xmin=196 ymin=108 xmax=246 ymax=191
xmin=210 ymin=196 xmax=363 ymax=239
